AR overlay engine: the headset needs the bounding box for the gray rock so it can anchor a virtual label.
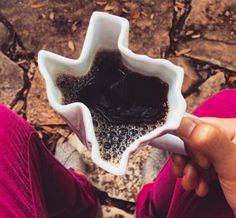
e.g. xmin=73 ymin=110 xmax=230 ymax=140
xmin=186 ymin=71 xmax=225 ymax=112
xmin=0 ymin=52 xmax=23 ymax=106
xmin=55 ymin=141 xmax=86 ymax=173
xmin=141 ymin=147 xmax=168 ymax=185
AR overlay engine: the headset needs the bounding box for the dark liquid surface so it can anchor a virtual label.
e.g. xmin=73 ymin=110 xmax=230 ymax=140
xmin=56 ymin=50 xmax=169 ymax=163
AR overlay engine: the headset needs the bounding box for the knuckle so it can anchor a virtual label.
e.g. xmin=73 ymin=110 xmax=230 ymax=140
xmin=191 ymin=123 xmax=220 ymax=148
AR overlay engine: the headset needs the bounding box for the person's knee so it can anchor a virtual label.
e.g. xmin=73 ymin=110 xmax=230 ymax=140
xmin=215 ymin=89 xmax=236 ymax=99
xmin=0 ymin=104 xmax=16 ymax=128
xmin=0 ymin=104 xmax=34 ymax=138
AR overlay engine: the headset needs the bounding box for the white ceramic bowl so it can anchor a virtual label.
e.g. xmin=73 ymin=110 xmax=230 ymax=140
xmin=38 ymin=12 xmax=187 ymax=175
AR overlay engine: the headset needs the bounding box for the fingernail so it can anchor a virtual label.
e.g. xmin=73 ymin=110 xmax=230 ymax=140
xmin=181 ymin=118 xmax=197 ymax=139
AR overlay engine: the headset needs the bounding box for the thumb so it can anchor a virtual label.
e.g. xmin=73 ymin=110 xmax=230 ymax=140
xmin=176 ymin=117 xmax=236 ymax=179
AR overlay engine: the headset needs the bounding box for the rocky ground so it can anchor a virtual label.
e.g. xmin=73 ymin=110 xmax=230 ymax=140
xmin=1 ymin=0 xmax=236 ymax=217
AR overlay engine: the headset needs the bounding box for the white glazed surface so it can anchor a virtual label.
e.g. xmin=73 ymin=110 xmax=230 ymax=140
xmin=38 ymin=12 xmax=187 ymax=175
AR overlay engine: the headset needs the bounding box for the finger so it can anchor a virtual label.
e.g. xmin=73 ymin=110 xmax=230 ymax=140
xmin=200 ymin=118 xmax=236 ymax=142
xmin=177 ymin=117 xmax=236 ymax=179
xmin=181 ymin=162 xmax=199 ymax=191
xmin=195 ymin=176 xmax=209 ymax=197
xmin=171 ymin=154 xmax=188 ymax=177
xmin=189 ymin=150 xmax=211 ymax=170
xmin=181 ymin=139 xmax=211 ymax=170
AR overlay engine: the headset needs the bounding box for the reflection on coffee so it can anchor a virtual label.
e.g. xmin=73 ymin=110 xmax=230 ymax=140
xmin=56 ymin=50 xmax=169 ymax=164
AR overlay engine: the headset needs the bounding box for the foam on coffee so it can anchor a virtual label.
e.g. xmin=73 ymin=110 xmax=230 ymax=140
xmin=56 ymin=50 xmax=169 ymax=164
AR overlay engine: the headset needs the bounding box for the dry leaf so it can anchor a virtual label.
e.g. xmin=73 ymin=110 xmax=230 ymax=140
xmin=185 ymin=30 xmax=194 ymax=36
xmin=122 ymin=8 xmax=129 ymax=13
xmin=49 ymin=12 xmax=55 ymax=20
xmin=175 ymin=48 xmax=191 ymax=56
xmin=175 ymin=2 xmax=185 ymax=9
xmin=124 ymin=2 xmax=137 ymax=10
xmin=104 ymin=5 xmax=115 ymax=11
xmin=28 ymin=62 xmax=37 ymax=79
xmin=42 ymin=126 xmax=54 ymax=133
xmin=31 ymin=61 xmax=37 ymax=67
xmin=37 ymin=131 xmax=43 ymax=139
xmin=180 ymin=8 xmax=185 ymax=16
xmin=132 ymin=11 xmax=140 ymax=20
xmin=96 ymin=1 xmax=107 ymax=6
xmin=141 ymin=11 xmax=148 ymax=17
xmin=31 ymin=3 xmax=45 ymax=9
xmin=72 ymin=21 xmax=80 ymax=32
xmin=56 ymin=129 xmax=70 ymax=138
xmin=68 ymin=40 xmax=75 ymax=52
xmin=192 ymin=34 xmax=201 ymax=39
xmin=225 ymin=11 xmax=230 ymax=17
xmin=150 ymin=13 xmax=155 ymax=19
xmin=41 ymin=13 xmax=46 ymax=19
xmin=16 ymin=60 xmax=27 ymax=65
xmin=56 ymin=137 xmax=66 ymax=146
xmin=72 ymin=23 xmax=77 ymax=32
xmin=174 ymin=6 xmax=179 ymax=12
xmin=228 ymin=76 xmax=236 ymax=84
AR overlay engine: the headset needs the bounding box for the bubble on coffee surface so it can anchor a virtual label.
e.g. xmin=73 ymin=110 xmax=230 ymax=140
xmin=56 ymin=49 xmax=169 ymax=164
xmin=90 ymin=108 xmax=166 ymax=164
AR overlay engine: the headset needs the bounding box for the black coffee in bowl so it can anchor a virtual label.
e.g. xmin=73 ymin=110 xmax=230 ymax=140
xmin=56 ymin=50 xmax=169 ymax=164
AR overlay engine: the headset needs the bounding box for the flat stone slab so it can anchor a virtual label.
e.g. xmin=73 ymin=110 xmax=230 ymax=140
xmin=0 ymin=23 xmax=10 ymax=49
xmin=168 ymin=56 xmax=200 ymax=94
xmin=179 ymin=39 xmax=236 ymax=72
xmin=0 ymin=52 xmax=23 ymax=106
xmin=27 ymin=67 xmax=64 ymax=125
xmin=186 ymin=71 xmax=225 ymax=112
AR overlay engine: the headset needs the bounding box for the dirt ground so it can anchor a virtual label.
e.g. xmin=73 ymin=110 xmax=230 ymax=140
xmin=1 ymin=0 xmax=236 ymax=217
